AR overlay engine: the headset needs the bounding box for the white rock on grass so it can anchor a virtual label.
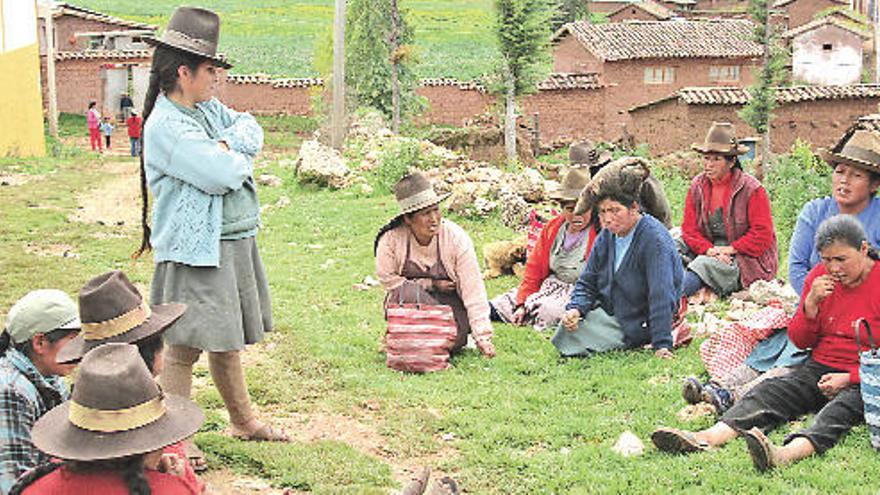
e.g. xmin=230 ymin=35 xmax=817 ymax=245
xmin=612 ymin=431 xmax=645 ymax=457
xmin=295 ymin=139 xmax=352 ymax=189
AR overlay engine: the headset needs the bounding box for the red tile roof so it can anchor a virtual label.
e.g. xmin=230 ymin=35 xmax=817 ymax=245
xmin=536 ymin=73 xmax=605 ymax=90
xmin=54 ymin=3 xmax=157 ymax=31
xmin=55 ymin=49 xmax=152 ymax=61
xmin=630 ymin=84 xmax=880 ymax=111
xmin=553 ymin=19 xmax=762 ymax=61
xmin=781 ymin=16 xmax=871 ymax=39
xmin=224 ymin=74 xmax=324 ymax=88
xmin=608 ymin=0 xmax=674 ymax=20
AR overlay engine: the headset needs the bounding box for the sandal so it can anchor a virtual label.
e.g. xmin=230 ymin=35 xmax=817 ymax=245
xmin=741 ymin=427 xmax=775 ymax=472
xmin=185 ymin=442 xmax=208 ymax=473
xmin=651 ymin=427 xmax=710 ymax=454
xmin=231 ymin=422 xmax=291 ymax=442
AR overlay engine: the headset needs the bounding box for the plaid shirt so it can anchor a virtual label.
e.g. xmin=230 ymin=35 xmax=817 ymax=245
xmin=0 ymin=349 xmax=68 ymax=495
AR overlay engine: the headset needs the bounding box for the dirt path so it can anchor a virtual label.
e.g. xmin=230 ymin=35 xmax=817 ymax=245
xmin=68 ymin=159 xmax=141 ymax=228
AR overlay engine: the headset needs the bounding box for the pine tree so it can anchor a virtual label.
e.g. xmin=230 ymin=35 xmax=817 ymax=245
xmin=495 ymin=0 xmax=553 ymax=164
xmin=551 ymin=0 xmax=587 ymax=31
xmin=738 ymin=0 xmax=785 ymax=180
xmin=345 ymin=0 xmax=416 ymax=125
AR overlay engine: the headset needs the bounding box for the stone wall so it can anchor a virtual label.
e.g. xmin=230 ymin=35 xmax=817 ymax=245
xmin=521 ymin=88 xmax=608 ymax=143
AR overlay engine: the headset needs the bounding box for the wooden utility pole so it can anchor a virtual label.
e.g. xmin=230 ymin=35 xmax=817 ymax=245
xmin=331 ymin=0 xmax=347 ymax=150
xmin=39 ymin=2 xmax=59 ymax=138
xmin=389 ymin=0 xmax=401 ymax=134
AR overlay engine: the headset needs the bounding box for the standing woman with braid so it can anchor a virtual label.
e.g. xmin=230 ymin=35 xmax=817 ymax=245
xmin=133 ymin=7 xmax=288 ymax=457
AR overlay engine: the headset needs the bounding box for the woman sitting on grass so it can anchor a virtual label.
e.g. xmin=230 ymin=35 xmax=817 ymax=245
xmin=653 ymin=215 xmax=880 ymax=471
xmin=490 ymin=166 xmax=599 ymax=331
xmin=682 ymin=128 xmax=880 ymax=415
xmin=375 ymin=172 xmax=495 ymax=358
xmin=678 ymin=122 xmax=777 ymax=300
xmin=552 ymin=168 xmax=683 ymax=359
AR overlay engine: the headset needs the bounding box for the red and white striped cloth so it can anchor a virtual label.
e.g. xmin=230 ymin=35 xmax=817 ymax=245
xmin=385 ymin=303 xmax=458 ymax=373
xmin=699 ymin=304 xmax=791 ymax=381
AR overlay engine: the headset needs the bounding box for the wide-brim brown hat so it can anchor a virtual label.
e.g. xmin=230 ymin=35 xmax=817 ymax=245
xmin=57 ymin=270 xmax=185 ymax=364
xmin=144 ymin=7 xmax=233 ymax=69
xmin=32 ymin=344 xmax=203 ymax=461
xmin=692 ymin=122 xmax=748 ymax=156
xmin=549 ymin=166 xmax=591 ymax=201
xmin=819 ymin=129 xmax=880 ymax=175
xmin=393 ymin=171 xmax=450 ymax=216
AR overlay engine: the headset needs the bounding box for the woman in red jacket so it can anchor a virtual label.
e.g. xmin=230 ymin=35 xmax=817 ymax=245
xmin=490 ymin=167 xmax=599 ymax=331
xmin=679 ymin=122 xmax=778 ymax=298
xmin=653 ymin=214 xmax=879 ymax=471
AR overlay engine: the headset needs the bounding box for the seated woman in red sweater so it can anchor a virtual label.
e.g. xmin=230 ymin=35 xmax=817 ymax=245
xmin=652 ymin=214 xmax=879 ymax=471
xmin=11 ymin=343 xmax=204 ymax=494
xmin=679 ymin=122 xmax=778 ymax=298
xmin=490 ymin=166 xmax=599 ymax=331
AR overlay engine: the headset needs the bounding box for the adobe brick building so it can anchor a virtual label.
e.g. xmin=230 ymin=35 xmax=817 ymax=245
xmin=38 ymin=3 xmax=157 ymax=117
xmin=783 ymin=17 xmax=870 ymax=85
xmin=607 ymin=0 xmax=673 ymax=21
xmin=552 ymin=19 xmax=761 ymax=139
xmin=628 ymin=85 xmax=880 ymax=155
xmin=773 ymin=0 xmax=850 ymax=29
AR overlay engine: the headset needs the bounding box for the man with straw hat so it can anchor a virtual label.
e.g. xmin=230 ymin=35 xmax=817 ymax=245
xmin=678 ymin=122 xmax=777 ymax=300
xmin=489 ymin=166 xmax=600 ymax=331
xmin=375 ymin=172 xmax=495 ymax=357
xmin=0 ymin=290 xmax=80 ymax=493
xmin=12 ymin=343 xmax=204 ymax=493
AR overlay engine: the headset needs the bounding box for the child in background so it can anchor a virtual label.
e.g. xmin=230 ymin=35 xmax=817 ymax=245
xmin=99 ymin=117 xmax=114 ymax=150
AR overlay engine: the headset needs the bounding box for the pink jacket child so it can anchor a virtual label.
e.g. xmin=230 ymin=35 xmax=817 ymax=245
xmin=86 ymin=102 xmax=102 ymax=152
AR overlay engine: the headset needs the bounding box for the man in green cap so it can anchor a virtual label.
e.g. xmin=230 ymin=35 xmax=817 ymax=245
xmin=0 ymin=289 xmax=80 ymax=493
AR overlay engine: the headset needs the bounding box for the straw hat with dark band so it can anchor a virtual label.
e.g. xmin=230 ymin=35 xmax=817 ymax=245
xmin=144 ymin=7 xmax=232 ymax=69
xmin=57 ymin=270 xmax=185 ymax=364
xmin=32 ymin=343 xmax=203 ymax=461
xmin=692 ymin=122 xmax=748 ymax=156
xmin=819 ymin=129 xmax=880 ymax=175
xmin=393 ymin=172 xmax=450 ymax=216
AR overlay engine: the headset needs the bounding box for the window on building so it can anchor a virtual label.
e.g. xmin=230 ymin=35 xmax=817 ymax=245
xmin=709 ymin=65 xmax=741 ymax=82
xmin=88 ymin=36 xmax=103 ymax=50
xmin=823 ymin=43 xmax=833 ymax=51
xmin=644 ymin=67 xmax=675 ymax=84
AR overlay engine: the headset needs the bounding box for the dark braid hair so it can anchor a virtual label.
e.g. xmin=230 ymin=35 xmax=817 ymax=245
xmin=67 ymin=455 xmax=151 ymax=495
xmin=133 ymin=46 xmax=208 ymax=258
xmin=137 ymin=333 xmax=164 ymax=375
xmin=374 ymin=215 xmax=404 ymax=255
xmin=8 ymin=461 xmax=64 ymax=494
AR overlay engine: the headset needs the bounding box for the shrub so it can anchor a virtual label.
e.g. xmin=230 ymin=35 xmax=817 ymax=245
xmin=764 ymin=139 xmax=831 ymax=261
xmin=371 ymin=139 xmax=439 ymax=194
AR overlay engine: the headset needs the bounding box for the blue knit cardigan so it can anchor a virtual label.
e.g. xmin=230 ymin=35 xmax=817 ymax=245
xmin=144 ymin=95 xmax=263 ymax=267
xmin=566 ymin=215 xmax=683 ymax=350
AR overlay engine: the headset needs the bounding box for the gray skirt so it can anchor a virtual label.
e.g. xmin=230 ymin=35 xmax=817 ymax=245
xmin=551 ymin=307 xmax=626 ymax=357
xmin=151 ymin=237 xmax=273 ymax=352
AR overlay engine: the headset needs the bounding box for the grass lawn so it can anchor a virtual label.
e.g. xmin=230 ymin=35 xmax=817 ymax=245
xmin=71 ymin=0 xmax=498 ymax=80
xmin=1 ymin=123 xmax=877 ymax=493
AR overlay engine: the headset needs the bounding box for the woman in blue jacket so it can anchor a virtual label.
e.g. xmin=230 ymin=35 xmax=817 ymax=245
xmin=133 ymin=7 xmax=288 ymax=462
xmin=553 ymin=170 xmax=683 ymax=359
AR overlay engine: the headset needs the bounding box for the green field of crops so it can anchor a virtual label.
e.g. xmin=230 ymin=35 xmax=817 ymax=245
xmin=73 ymin=0 xmax=499 ymax=80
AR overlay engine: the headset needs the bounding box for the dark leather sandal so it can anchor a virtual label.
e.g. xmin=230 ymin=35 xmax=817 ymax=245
xmin=741 ymin=427 xmax=775 ymax=472
xmin=651 ymin=427 xmax=710 ymax=454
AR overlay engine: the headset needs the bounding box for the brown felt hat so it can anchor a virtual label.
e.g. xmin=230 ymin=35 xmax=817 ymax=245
xmin=819 ymin=129 xmax=880 ymax=175
xmin=692 ymin=122 xmax=748 ymax=156
xmin=393 ymin=171 xmax=450 ymax=216
xmin=549 ymin=166 xmax=591 ymax=202
xmin=145 ymin=7 xmax=233 ymax=69
xmin=32 ymin=343 xmax=203 ymax=461
xmin=57 ymin=270 xmax=186 ymax=364
xmin=569 ymin=141 xmax=612 ymax=168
